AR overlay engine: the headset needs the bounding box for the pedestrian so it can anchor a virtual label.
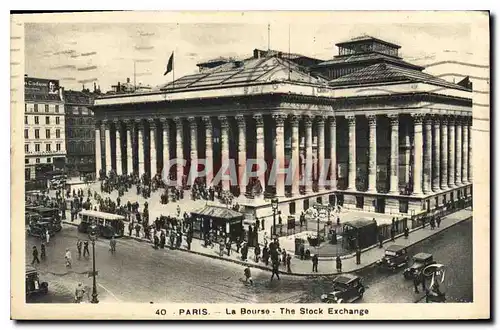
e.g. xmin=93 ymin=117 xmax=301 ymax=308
xmin=254 ymin=244 xmax=261 ymax=262
xmin=65 ymin=248 xmax=72 ymax=268
xmin=45 ymin=229 xmax=50 ymax=244
xmin=186 ymin=232 xmax=192 ymax=250
xmin=263 ymin=245 xmax=269 ymax=266
xmin=244 ymin=267 xmax=253 ymax=285
xmin=160 ymin=231 xmax=166 ymax=249
xmin=312 ymin=254 xmax=318 ymax=272
xmin=76 ymin=239 xmax=82 ymax=258
xmin=255 ymin=218 xmax=260 ymax=232
xmin=40 ymin=243 xmax=46 ymax=261
xmin=270 ymin=259 xmax=280 ymax=281
xmin=336 ymin=255 xmax=342 ymax=273
xmin=226 ymin=240 xmax=232 ymax=256
xmin=135 ymin=223 xmax=141 ymax=237
xmin=261 ymin=218 xmax=265 ymax=231
xmin=286 ymin=254 xmax=292 ymax=273
xmin=421 ymin=272 xmax=426 ymax=292
xmin=413 ymin=275 xmax=420 ymax=293
xmin=281 ymin=249 xmax=287 ymax=268
xmin=31 ymin=246 xmax=40 ymax=265
xmin=404 ymin=227 xmax=409 ymax=238
xmin=83 ymin=240 xmax=90 ymax=258
xmin=390 ymin=228 xmax=395 ymax=242
xmin=436 ymin=217 xmax=441 ymax=228
xmin=74 ymin=283 xmax=86 ymax=303
xmin=110 ymin=236 xmax=116 ymax=254
xmin=128 ymin=222 xmax=133 ymax=236
xmin=153 ymin=234 xmax=159 ymax=249
xmin=299 ymin=243 xmax=305 ymax=260
xmin=378 ymin=233 xmax=384 ymax=248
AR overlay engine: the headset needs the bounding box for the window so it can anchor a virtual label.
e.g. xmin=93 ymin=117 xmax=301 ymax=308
xmin=24 ymin=144 xmax=29 ymax=153
xmin=56 ymin=129 xmax=60 ymax=138
xmin=25 ymin=158 xmax=29 ymax=164
xmin=24 ymin=116 xmax=28 ymax=124
xmin=25 ymin=104 xmax=27 ymax=112
xmin=47 ymin=157 xmax=51 ymax=163
xmin=56 ymin=117 xmax=60 ymax=125
xmin=35 ymin=129 xmax=40 ymax=139
xmin=46 ymin=144 xmax=51 ymax=152
xmin=55 ymin=105 xmax=59 ymax=113
xmin=45 ymin=104 xmax=49 ymax=112
xmin=35 ymin=144 xmax=40 ymax=152
xmin=34 ymin=104 xmax=38 ymax=112
xmin=36 ymin=158 xmax=40 ymax=164
xmin=45 ymin=116 xmax=50 ymax=125
xmin=79 ymin=118 xmax=84 ymax=125
xmin=24 ymin=129 xmax=28 ymax=139
xmin=399 ymin=200 xmax=409 ymax=213
xmin=56 ymin=143 xmax=61 ymax=151
xmin=34 ymin=116 xmax=39 ymax=124
xmin=45 ymin=129 xmax=50 ymax=139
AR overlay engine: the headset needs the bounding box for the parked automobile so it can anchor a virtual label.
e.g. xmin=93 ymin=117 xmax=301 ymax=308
xmin=403 ymin=252 xmax=436 ymax=279
xmin=26 ymin=266 xmax=48 ymax=296
xmin=376 ymin=244 xmax=409 ymax=270
xmin=320 ymin=274 xmax=365 ymax=303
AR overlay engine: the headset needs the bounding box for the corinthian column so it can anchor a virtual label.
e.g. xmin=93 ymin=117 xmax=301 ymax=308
xmin=114 ymin=120 xmax=123 ymax=175
xmin=432 ymin=115 xmax=441 ymax=192
xmin=160 ymin=118 xmax=170 ymax=179
xmin=440 ymin=117 xmax=449 ymax=190
xmin=388 ymin=114 xmax=399 ymax=194
xmin=316 ymin=116 xmax=326 ymax=192
xmin=423 ymin=116 xmax=432 ymax=194
xmin=412 ymin=114 xmax=424 ymax=196
xmin=203 ymin=116 xmax=213 ymax=186
xmin=95 ymin=121 xmax=102 ymax=178
xmin=273 ymin=114 xmax=286 ymax=197
xmin=448 ymin=116 xmax=456 ymax=187
xmin=346 ymin=115 xmax=356 ymax=191
xmin=136 ymin=119 xmax=145 ymax=176
xmin=104 ymin=120 xmax=112 ymax=174
xmin=304 ymin=115 xmax=313 ymax=194
xmin=467 ymin=118 xmax=472 ymax=183
xmin=463 ymin=117 xmax=470 ymax=183
xmin=329 ymin=116 xmax=337 ymax=190
xmin=174 ymin=117 xmax=184 ymax=187
xmin=455 ymin=117 xmax=463 ymax=186
xmin=125 ymin=120 xmax=134 ymax=175
xmin=290 ymin=115 xmax=300 ymax=196
xmin=219 ymin=115 xmax=230 ymax=191
xmin=254 ymin=114 xmax=265 ymax=194
xmin=148 ymin=119 xmax=157 ymax=176
xmin=367 ymin=114 xmax=377 ymax=193
xmin=236 ymin=115 xmax=247 ymax=196
xmin=188 ymin=117 xmax=198 ymax=185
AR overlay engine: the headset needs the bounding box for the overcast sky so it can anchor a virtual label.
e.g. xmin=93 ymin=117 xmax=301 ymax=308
xmin=24 ymin=18 xmax=485 ymax=92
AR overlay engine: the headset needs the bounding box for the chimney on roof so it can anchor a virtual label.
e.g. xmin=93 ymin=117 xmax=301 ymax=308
xmin=93 ymin=82 xmax=97 ymax=92
xmin=253 ymin=49 xmax=260 ymax=59
xmin=126 ymin=77 xmax=130 ymax=83
xmin=24 ymin=74 xmax=28 ymax=77
xmin=117 ymin=82 xmax=121 ymax=92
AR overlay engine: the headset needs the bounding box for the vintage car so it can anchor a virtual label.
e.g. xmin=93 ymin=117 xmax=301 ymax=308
xmin=26 ymin=266 xmax=48 ymax=296
xmin=25 ymin=211 xmax=42 ymax=226
xmin=376 ymin=244 xmax=409 ymax=270
xmin=320 ymin=274 xmax=365 ymax=303
xmin=26 ymin=206 xmax=62 ymax=233
xmin=403 ymin=252 xmax=436 ymax=279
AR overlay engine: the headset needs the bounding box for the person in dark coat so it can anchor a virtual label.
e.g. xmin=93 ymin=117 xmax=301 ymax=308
xmin=153 ymin=234 xmax=159 ymax=249
xmin=83 ymin=240 xmax=90 ymax=258
xmin=135 ymin=223 xmax=141 ymax=237
xmin=254 ymin=244 xmax=261 ymax=262
xmin=262 ymin=245 xmax=269 ymax=266
xmin=40 ymin=243 xmax=46 ymax=261
xmin=286 ymin=254 xmax=292 ymax=273
xmin=404 ymin=227 xmax=409 ymax=238
xmin=270 ymin=259 xmax=280 ymax=281
xmin=76 ymin=239 xmax=82 ymax=258
xmin=160 ymin=231 xmax=166 ymax=249
xmin=336 ymin=256 xmax=342 ymax=273
xmin=128 ymin=222 xmax=133 ymax=236
xmin=186 ymin=232 xmax=192 ymax=250
xmin=312 ymin=254 xmax=318 ymax=272
xmin=436 ymin=217 xmax=441 ymax=228
xmin=390 ymin=228 xmax=395 ymax=242
xmin=226 ymin=240 xmax=232 ymax=256
xmin=355 ymin=248 xmax=361 ymax=265
xmin=413 ymin=274 xmax=420 ymax=293
xmin=378 ymin=233 xmax=384 ymax=248
xmin=31 ymin=246 xmax=40 ymax=265
xmin=255 ymin=218 xmax=260 ymax=232
xmin=299 ymin=243 xmax=305 ymax=260
xmin=281 ymin=250 xmax=287 ymax=268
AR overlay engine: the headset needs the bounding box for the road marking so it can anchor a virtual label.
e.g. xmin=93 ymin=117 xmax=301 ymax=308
xmin=98 ymin=283 xmax=122 ymax=302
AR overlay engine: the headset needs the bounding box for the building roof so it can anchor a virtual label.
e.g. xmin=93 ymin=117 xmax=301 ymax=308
xmin=335 ymin=35 xmax=401 ymax=49
xmin=328 ymin=62 xmax=471 ymax=91
xmin=160 ymin=56 xmax=328 ymax=91
xmin=190 ymin=205 xmax=244 ymax=220
xmin=315 ymin=52 xmax=423 ymax=70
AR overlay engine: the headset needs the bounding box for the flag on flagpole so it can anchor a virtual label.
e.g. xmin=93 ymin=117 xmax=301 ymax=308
xmin=164 ymin=52 xmax=174 ymax=76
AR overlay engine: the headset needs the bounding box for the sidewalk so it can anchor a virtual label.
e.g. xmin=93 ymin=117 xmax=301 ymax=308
xmin=63 ymin=207 xmax=472 ymax=276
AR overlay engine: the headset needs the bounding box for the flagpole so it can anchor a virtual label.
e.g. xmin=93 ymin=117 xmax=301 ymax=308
xmin=173 ymin=51 xmax=175 ymax=89
xmin=133 ymin=60 xmax=136 ymax=91
xmin=288 ymin=24 xmax=291 ymax=81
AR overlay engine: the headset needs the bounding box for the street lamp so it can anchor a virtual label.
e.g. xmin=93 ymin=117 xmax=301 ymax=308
xmin=271 ymin=198 xmax=279 ymax=238
xmin=89 ymin=225 xmax=99 ymax=304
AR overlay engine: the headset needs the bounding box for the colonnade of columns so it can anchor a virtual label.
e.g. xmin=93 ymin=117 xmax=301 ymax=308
xmin=95 ymin=113 xmax=472 ymax=197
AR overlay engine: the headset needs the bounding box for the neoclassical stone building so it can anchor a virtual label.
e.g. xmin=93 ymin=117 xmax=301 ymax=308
xmin=93 ymin=36 xmax=472 ymax=218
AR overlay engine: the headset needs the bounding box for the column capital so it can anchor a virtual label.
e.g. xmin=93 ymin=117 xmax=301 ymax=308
xmin=447 ymin=115 xmax=456 ymax=125
xmin=218 ymin=115 xmax=229 ymax=128
xmin=187 ymin=116 xmax=197 ymax=128
xmin=345 ymin=114 xmax=356 ymax=126
xmin=134 ymin=118 xmax=146 ymax=127
xmin=303 ymin=115 xmax=313 ymax=127
xmin=411 ymin=113 xmax=425 ymax=124
xmin=202 ymin=116 xmax=213 ymax=128
xmin=366 ymin=114 xmax=377 ymax=126
xmin=124 ymin=119 xmax=134 ymax=129
xmin=329 ymin=116 xmax=337 ymax=126
xmin=173 ymin=117 xmax=183 ymax=126
xmin=235 ymin=115 xmax=246 ymax=128
xmin=159 ymin=117 xmax=169 ymax=124
xmin=315 ymin=115 xmax=327 ymax=125
xmin=440 ymin=116 xmax=450 ymax=125
xmin=103 ymin=119 xmax=112 ymax=128
xmin=423 ymin=115 xmax=433 ymax=126
xmin=147 ymin=118 xmax=158 ymax=127
xmin=387 ymin=113 xmax=399 ymax=125
xmin=253 ymin=114 xmax=264 ymax=126
xmin=431 ymin=114 xmax=441 ymax=122
xmin=94 ymin=120 xmax=102 ymax=128
xmin=290 ymin=115 xmax=300 ymax=126
xmin=272 ymin=113 xmax=286 ymax=126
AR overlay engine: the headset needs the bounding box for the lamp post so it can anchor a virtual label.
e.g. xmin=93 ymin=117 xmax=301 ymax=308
xmin=89 ymin=226 xmax=99 ymax=304
xmin=271 ymin=198 xmax=278 ymax=238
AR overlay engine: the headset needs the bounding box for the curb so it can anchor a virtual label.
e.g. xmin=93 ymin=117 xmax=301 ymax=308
xmin=63 ymin=214 xmax=472 ymax=277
